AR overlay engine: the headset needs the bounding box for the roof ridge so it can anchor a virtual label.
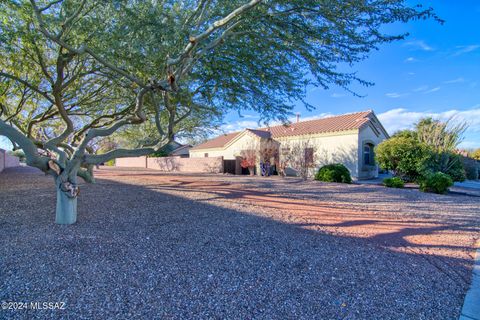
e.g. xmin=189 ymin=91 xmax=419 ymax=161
xmin=262 ymin=110 xmax=373 ymax=129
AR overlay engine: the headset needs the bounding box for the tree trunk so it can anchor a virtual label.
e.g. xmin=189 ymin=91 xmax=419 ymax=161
xmin=55 ymin=182 xmax=77 ymax=225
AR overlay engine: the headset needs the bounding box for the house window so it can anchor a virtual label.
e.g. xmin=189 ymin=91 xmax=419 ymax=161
xmin=363 ymin=143 xmax=374 ymax=166
xmin=304 ymin=148 xmax=314 ymax=165
xmin=204 ymin=153 xmax=208 ymax=158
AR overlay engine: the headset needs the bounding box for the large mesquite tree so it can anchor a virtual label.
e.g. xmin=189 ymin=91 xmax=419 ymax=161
xmin=0 ymin=0 xmax=439 ymax=224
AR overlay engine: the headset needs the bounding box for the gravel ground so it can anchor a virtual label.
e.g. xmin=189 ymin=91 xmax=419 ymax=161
xmin=1 ymin=166 xmax=479 ymax=319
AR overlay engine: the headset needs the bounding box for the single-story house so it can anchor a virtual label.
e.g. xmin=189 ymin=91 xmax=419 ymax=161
xmin=161 ymin=141 xmax=192 ymax=158
xmin=190 ymin=110 xmax=389 ymax=179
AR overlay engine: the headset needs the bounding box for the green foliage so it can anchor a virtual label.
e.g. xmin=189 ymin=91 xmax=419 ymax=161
xmin=419 ymin=172 xmax=453 ymax=194
xmin=8 ymin=149 xmax=26 ymax=162
xmin=104 ymin=159 xmax=115 ymax=167
xmin=471 ymin=149 xmax=480 ymax=161
xmin=315 ymin=164 xmax=352 ymax=183
xmin=149 ymin=150 xmax=168 ymax=158
xmin=462 ymin=157 xmax=479 ymax=180
xmin=375 ymin=135 xmax=429 ymax=182
xmin=383 ymin=177 xmax=404 ymax=188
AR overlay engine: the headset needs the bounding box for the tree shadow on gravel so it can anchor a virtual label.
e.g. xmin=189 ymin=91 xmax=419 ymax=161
xmin=0 ymin=167 xmax=477 ymax=319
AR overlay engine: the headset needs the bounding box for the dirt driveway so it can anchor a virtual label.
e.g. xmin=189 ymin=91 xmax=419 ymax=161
xmin=1 ymin=166 xmax=479 ymax=319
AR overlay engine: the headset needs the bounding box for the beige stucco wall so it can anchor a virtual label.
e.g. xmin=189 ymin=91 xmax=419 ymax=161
xmin=276 ymin=130 xmax=360 ymax=178
xmin=116 ymin=156 xmax=148 ymax=168
xmin=147 ymin=156 xmax=223 ymax=173
xmin=0 ymin=149 xmax=5 ymax=173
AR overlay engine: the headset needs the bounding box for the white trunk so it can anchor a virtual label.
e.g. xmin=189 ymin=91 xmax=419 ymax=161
xmin=55 ymin=184 xmax=77 ymax=224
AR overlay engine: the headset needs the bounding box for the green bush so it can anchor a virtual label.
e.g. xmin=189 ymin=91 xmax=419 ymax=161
xmin=419 ymin=172 xmax=453 ymax=194
xmin=104 ymin=159 xmax=115 ymax=166
xmin=149 ymin=150 xmax=169 ymax=157
xmin=383 ymin=177 xmax=404 ymax=188
xmin=8 ymin=150 xmax=26 ymax=162
xmin=462 ymin=157 xmax=479 ymax=180
xmin=315 ymin=164 xmax=352 ymax=183
xmin=375 ymin=135 xmax=430 ymax=182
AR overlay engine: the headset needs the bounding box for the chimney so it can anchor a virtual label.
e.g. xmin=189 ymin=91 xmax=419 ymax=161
xmin=296 ymin=113 xmax=300 ymax=123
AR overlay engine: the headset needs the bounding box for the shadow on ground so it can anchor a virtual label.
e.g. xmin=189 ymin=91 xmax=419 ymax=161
xmin=0 ymin=167 xmax=478 ymax=319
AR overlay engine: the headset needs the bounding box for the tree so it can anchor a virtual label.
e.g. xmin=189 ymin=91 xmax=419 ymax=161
xmin=240 ymin=147 xmax=257 ymax=176
xmin=281 ymin=139 xmax=317 ymax=180
xmin=470 ymin=149 xmax=480 ymax=161
xmin=0 ymin=1 xmax=439 ymax=224
xmin=376 ymin=117 xmax=468 ymax=182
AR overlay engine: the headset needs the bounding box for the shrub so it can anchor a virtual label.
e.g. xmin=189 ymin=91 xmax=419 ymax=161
xmin=8 ymin=149 xmax=26 ymax=162
xmin=375 ymin=135 xmax=430 ymax=182
xmin=383 ymin=177 xmax=404 ymax=188
xmin=462 ymin=156 xmax=479 ymax=180
xmin=149 ymin=150 xmax=168 ymax=157
xmin=315 ymin=164 xmax=352 ymax=183
xmin=104 ymin=159 xmax=115 ymax=166
xmin=419 ymin=172 xmax=453 ymax=194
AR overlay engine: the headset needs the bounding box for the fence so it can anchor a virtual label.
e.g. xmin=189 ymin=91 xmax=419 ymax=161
xmin=0 ymin=149 xmax=20 ymax=173
xmin=115 ymin=156 xmax=224 ymax=173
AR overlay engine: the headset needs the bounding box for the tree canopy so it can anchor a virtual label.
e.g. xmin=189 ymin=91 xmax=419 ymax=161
xmin=0 ymin=0 xmax=440 ymax=223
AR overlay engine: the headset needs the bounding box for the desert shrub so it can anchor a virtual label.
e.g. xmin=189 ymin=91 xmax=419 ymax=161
xmin=315 ymin=164 xmax=352 ymax=183
xmin=104 ymin=159 xmax=115 ymax=166
xmin=419 ymin=172 xmax=453 ymax=194
xmin=383 ymin=177 xmax=404 ymax=188
xmin=462 ymin=157 xmax=479 ymax=180
xmin=375 ymin=135 xmax=430 ymax=182
xmin=8 ymin=149 xmax=26 ymax=162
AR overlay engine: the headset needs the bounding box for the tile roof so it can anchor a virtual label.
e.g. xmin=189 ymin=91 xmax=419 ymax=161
xmin=191 ymin=111 xmax=375 ymax=150
xmin=265 ymin=110 xmax=373 ymax=138
xmin=190 ymin=131 xmax=241 ymax=150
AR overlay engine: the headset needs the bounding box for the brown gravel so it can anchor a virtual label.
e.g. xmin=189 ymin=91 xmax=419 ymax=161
xmin=1 ymin=166 xmax=479 ymax=319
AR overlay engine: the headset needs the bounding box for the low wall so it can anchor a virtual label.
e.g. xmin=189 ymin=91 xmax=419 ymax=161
xmin=0 ymin=149 xmax=4 ymax=173
xmin=115 ymin=156 xmax=148 ymax=168
xmin=0 ymin=149 xmax=20 ymax=173
xmin=147 ymin=156 xmax=223 ymax=173
xmin=115 ymin=156 xmax=224 ymax=173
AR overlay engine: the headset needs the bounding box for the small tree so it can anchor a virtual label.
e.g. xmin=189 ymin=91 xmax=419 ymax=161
xmin=240 ymin=149 xmax=257 ymax=176
xmin=470 ymin=149 xmax=480 ymax=161
xmin=281 ymin=140 xmax=317 ymax=180
xmin=258 ymin=138 xmax=279 ymax=177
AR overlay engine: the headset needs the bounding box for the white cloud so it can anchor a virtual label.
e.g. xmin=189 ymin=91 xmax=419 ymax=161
xmin=330 ymin=93 xmax=346 ymax=98
xmin=443 ymin=77 xmax=464 ymax=84
xmin=453 ymin=45 xmax=480 ymax=56
xmin=220 ymin=120 xmax=259 ymax=133
xmin=424 ymin=87 xmax=440 ymax=94
xmin=404 ymin=40 xmax=434 ymax=51
xmin=386 ymin=92 xmax=409 ymax=98
xmin=404 ymin=57 xmax=418 ymax=63
xmin=377 ymin=108 xmax=480 ymax=148
xmin=413 ymin=85 xmax=429 ymax=92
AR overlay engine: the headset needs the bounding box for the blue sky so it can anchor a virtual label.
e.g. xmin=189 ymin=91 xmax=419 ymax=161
xmin=1 ymin=1 xmax=479 ymax=150
xmin=222 ymin=1 xmax=480 ymax=149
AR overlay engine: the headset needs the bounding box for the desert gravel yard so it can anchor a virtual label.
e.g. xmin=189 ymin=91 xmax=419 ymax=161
xmin=1 ymin=166 xmax=479 ymax=319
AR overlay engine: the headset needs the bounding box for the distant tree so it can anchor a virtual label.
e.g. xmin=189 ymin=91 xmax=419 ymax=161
xmin=471 ymin=149 xmax=480 ymax=161
xmin=0 ymin=1 xmax=439 ymax=223
xmin=240 ymin=148 xmax=257 ymax=176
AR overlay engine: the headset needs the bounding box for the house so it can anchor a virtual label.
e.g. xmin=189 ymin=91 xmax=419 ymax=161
xmin=189 ymin=110 xmax=389 ymax=179
xmin=161 ymin=141 xmax=192 ymax=158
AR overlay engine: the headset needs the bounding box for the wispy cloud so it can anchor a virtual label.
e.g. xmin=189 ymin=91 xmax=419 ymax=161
xmin=377 ymin=107 xmax=480 ymax=148
xmin=453 ymin=45 xmax=480 ymax=56
xmin=424 ymin=87 xmax=441 ymax=94
xmin=443 ymin=77 xmax=465 ymax=84
xmin=220 ymin=120 xmax=259 ymax=133
xmin=413 ymin=85 xmax=429 ymax=92
xmin=404 ymin=40 xmax=434 ymax=51
xmin=330 ymin=93 xmax=346 ymax=98
xmin=404 ymin=57 xmax=418 ymax=63
xmin=386 ymin=92 xmax=409 ymax=98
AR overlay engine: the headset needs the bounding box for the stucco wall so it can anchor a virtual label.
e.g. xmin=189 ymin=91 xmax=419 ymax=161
xmin=115 ymin=156 xmax=223 ymax=173
xmin=147 ymin=156 xmax=223 ymax=173
xmin=0 ymin=149 xmax=20 ymax=173
xmin=0 ymin=149 xmax=5 ymax=173
xmin=276 ymin=130 xmax=360 ymax=178
xmin=115 ymin=156 xmax=148 ymax=168
xmin=5 ymin=153 xmax=20 ymax=168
